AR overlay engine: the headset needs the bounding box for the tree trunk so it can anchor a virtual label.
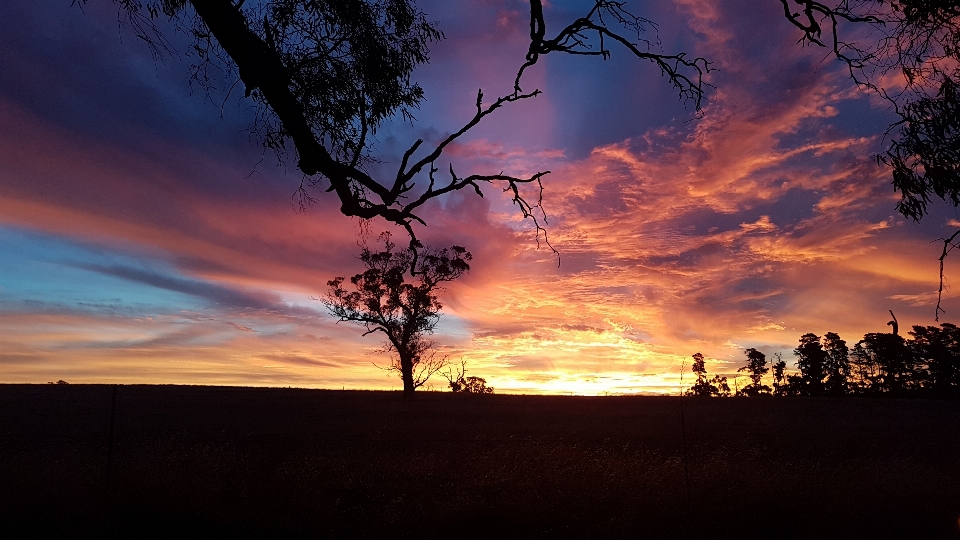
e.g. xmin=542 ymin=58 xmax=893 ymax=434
xmin=400 ymin=354 xmax=415 ymax=399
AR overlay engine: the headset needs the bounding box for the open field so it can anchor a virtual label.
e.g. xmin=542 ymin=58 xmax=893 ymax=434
xmin=1 ymin=385 xmax=959 ymax=538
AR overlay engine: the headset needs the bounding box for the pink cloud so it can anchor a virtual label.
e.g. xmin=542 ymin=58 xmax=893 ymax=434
xmin=2 ymin=0 xmax=955 ymax=395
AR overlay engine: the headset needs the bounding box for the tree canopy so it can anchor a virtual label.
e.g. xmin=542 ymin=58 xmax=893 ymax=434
xmin=324 ymin=234 xmax=471 ymax=397
xmin=687 ymin=352 xmax=731 ymax=397
xmin=737 ymin=348 xmax=771 ymax=396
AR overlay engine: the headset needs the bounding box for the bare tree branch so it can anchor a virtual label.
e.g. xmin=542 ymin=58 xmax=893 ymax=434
xmin=936 ymin=228 xmax=960 ymax=321
xmin=518 ymin=1 xmax=710 ymax=110
xmin=96 ymin=0 xmax=710 ymax=264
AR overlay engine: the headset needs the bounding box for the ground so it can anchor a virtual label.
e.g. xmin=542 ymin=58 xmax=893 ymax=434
xmin=1 ymin=385 xmax=958 ymax=538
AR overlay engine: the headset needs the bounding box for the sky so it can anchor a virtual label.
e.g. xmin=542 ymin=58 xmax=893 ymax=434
xmin=2 ymin=0 xmax=959 ymax=394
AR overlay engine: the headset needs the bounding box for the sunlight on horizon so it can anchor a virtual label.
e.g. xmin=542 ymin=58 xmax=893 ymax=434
xmin=2 ymin=0 xmax=959 ymax=394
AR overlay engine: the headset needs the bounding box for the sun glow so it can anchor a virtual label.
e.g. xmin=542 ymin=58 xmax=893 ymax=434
xmin=0 ymin=0 xmax=953 ymax=394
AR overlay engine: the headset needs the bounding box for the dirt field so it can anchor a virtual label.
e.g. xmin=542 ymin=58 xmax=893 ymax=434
xmin=1 ymin=384 xmax=958 ymax=538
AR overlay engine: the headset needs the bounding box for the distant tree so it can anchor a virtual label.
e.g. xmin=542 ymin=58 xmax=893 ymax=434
xmin=790 ymin=333 xmax=828 ymax=396
xmin=850 ymin=338 xmax=879 ymax=393
xmin=736 ymin=348 xmax=771 ymax=396
xmin=908 ymin=324 xmax=960 ymax=396
xmin=325 ymin=233 xmax=471 ymax=398
xmin=711 ymin=374 xmax=732 ymax=397
xmin=822 ymin=332 xmax=850 ymax=396
xmin=444 ymin=361 xmax=494 ymax=394
xmin=771 ymin=352 xmax=788 ymax=396
xmin=687 ymin=352 xmax=730 ymax=397
xmin=688 ymin=352 xmax=711 ymax=396
xmin=851 ymin=332 xmax=918 ymax=395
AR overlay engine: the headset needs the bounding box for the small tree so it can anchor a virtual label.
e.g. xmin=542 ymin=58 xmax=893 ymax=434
xmin=822 ymin=332 xmax=850 ymax=395
xmin=771 ymin=352 xmax=787 ymax=396
xmin=688 ymin=352 xmax=711 ymax=397
xmin=687 ymin=352 xmax=730 ymax=397
xmin=325 ymin=233 xmax=471 ymax=398
xmin=711 ymin=374 xmax=732 ymax=397
xmin=850 ymin=340 xmax=879 ymax=393
xmin=737 ymin=348 xmax=770 ymax=396
xmin=444 ymin=361 xmax=494 ymax=394
xmin=909 ymin=323 xmax=960 ymax=396
xmin=791 ymin=333 xmax=828 ymax=396
xmin=852 ymin=332 xmax=918 ymax=395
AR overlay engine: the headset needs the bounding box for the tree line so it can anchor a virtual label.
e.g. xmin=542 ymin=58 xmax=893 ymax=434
xmin=327 ymin=233 xmax=960 ymax=400
xmin=689 ymin=324 xmax=960 ymax=398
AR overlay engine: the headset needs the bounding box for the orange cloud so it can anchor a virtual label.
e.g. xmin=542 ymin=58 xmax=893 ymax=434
xmin=1 ymin=0 xmax=954 ymax=395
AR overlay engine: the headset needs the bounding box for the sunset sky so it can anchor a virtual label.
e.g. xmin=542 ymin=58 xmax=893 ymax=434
xmin=2 ymin=0 xmax=958 ymax=394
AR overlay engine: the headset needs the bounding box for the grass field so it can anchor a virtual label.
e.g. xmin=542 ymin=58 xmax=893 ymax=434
xmin=1 ymin=384 xmax=958 ymax=538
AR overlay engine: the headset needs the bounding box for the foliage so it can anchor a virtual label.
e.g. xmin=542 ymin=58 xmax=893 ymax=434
xmin=886 ymin=79 xmax=960 ymax=222
xmin=771 ymin=352 xmax=788 ymax=396
xmin=781 ymin=1 xmax=960 ymax=212
xmin=790 ymin=333 xmax=828 ymax=396
xmin=909 ymin=323 xmax=960 ymax=395
xmin=878 ymin=1 xmax=960 ymax=228
xmin=822 ymin=332 xmax=850 ymax=395
xmin=324 ymin=233 xmax=471 ymax=397
xmin=852 ymin=332 xmax=919 ymax=395
xmin=710 ymin=374 xmax=732 ymax=397
xmin=443 ymin=361 xmax=494 ymax=394
xmin=91 ymin=0 xmax=440 ymax=166
xmin=780 ymin=1 xmax=960 ymax=318
xmin=735 ymin=322 xmax=960 ymax=398
xmin=686 ymin=320 xmax=958 ymax=399
xmin=687 ymin=352 xmax=730 ymax=397
xmin=736 ymin=348 xmax=771 ymax=396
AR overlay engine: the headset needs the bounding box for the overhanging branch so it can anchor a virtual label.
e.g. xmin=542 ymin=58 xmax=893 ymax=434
xmin=141 ymin=0 xmax=711 ymax=264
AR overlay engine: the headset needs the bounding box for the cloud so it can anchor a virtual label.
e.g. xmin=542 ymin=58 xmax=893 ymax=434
xmin=74 ymin=263 xmax=280 ymax=309
xmin=1 ymin=0 xmax=956 ymax=394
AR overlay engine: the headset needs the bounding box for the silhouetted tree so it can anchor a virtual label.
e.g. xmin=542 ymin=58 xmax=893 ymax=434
xmin=851 ymin=332 xmax=918 ymax=395
xmin=790 ymin=333 xmax=828 ymax=396
xmin=687 ymin=352 xmax=730 ymax=397
xmin=444 ymin=362 xmax=494 ymax=394
xmin=89 ymin=0 xmax=708 ymax=250
xmin=778 ymin=320 xmax=960 ymax=397
xmin=908 ymin=323 xmax=960 ymax=396
xmin=736 ymin=348 xmax=771 ymax=396
xmin=850 ymin=337 xmax=878 ymax=393
xmin=771 ymin=352 xmax=788 ymax=396
xmin=688 ymin=352 xmax=711 ymax=397
xmin=325 ymin=233 xmax=471 ymax=398
xmin=712 ymin=374 xmax=732 ymax=397
xmin=822 ymin=332 xmax=850 ymax=395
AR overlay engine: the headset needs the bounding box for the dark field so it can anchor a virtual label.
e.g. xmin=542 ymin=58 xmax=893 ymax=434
xmin=1 ymin=385 xmax=959 ymax=538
